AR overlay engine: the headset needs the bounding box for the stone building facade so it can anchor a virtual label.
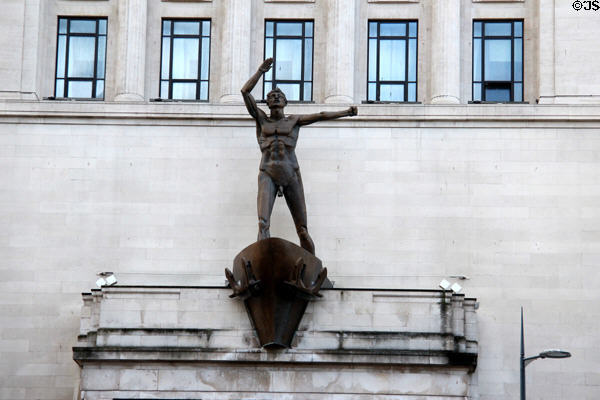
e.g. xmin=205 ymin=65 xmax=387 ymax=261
xmin=1 ymin=0 xmax=599 ymax=399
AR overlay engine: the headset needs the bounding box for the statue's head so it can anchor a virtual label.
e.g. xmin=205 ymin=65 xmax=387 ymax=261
xmin=266 ymin=87 xmax=288 ymax=109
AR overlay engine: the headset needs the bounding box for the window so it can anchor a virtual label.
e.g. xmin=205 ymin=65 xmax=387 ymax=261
xmin=55 ymin=17 xmax=107 ymax=99
xmin=367 ymin=20 xmax=418 ymax=102
xmin=472 ymin=20 xmax=523 ymax=102
xmin=160 ymin=19 xmax=211 ymax=101
xmin=263 ymin=20 xmax=313 ymax=102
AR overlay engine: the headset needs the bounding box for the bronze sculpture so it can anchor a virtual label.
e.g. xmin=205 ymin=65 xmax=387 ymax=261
xmin=241 ymin=58 xmax=357 ymax=255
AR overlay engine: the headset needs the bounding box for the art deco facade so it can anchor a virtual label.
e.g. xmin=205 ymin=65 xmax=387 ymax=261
xmin=1 ymin=0 xmax=599 ymax=399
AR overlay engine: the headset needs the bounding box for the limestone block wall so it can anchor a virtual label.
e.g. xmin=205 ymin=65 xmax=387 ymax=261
xmin=1 ymin=102 xmax=600 ymax=399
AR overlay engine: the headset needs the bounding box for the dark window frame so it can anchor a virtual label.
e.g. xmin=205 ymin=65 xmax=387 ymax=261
xmin=159 ymin=18 xmax=211 ymax=101
xmin=54 ymin=16 xmax=107 ymax=99
xmin=263 ymin=19 xmax=314 ymax=102
xmin=472 ymin=19 xmax=524 ymax=103
xmin=367 ymin=20 xmax=418 ymax=103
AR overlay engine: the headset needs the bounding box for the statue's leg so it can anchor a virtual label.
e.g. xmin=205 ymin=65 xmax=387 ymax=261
xmin=283 ymin=171 xmax=315 ymax=255
xmin=257 ymin=171 xmax=277 ymax=241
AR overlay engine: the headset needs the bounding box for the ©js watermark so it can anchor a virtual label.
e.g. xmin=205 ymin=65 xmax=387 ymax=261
xmin=573 ymin=0 xmax=600 ymax=11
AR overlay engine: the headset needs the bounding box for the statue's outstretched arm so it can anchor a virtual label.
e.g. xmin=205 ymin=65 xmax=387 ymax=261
xmin=241 ymin=58 xmax=273 ymax=120
xmin=297 ymin=106 xmax=357 ymax=126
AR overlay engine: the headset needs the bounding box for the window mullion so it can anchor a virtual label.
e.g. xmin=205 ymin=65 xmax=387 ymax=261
xmin=404 ymin=27 xmax=408 ymax=102
xmin=65 ymin=19 xmax=71 ymax=97
xmin=376 ymin=22 xmax=380 ymax=101
xmin=197 ymin=34 xmax=201 ymax=100
xmin=272 ymin=25 xmax=278 ymax=90
xmin=300 ymin=22 xmax=305 ymax=101
xmin=169 ymin=32 xmax=174 ymax=99
xmin=481 ymin=28 xmax=486 ymax=101
xmin=92 ymin=22 xmax=99 ymax=98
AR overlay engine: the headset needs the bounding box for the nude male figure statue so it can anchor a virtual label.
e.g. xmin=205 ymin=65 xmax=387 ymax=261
xmin=241 ymin=58 xmax=357 ymax=255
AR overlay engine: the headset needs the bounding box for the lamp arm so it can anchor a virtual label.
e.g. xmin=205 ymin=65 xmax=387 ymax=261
xmin=523 ymin=355 xmax=541 ymax=366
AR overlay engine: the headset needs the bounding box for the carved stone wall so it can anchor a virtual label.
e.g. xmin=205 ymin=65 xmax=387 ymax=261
xmin=74 ymin=286 xmax=478 ymax=399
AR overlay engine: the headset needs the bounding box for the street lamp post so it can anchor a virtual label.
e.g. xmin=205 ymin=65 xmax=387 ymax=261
xmin=520 ymin=307 xmax=571 ymax=400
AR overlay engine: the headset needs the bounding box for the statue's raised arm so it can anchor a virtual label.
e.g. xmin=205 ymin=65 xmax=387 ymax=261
xmin=241 ymin=58 xmax=273 ymax=121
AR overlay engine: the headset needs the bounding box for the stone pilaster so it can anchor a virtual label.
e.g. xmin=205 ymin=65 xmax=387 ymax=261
xmin=430 ymin=0 xmax=461 ymax=104
xmin=324 ymin=0 xmax=356 ymax=103
xmin=114 ymin=0 xmax=147 ymax=101
xmin=219 ymin=0 xmax=251 ymax=103
xmin=20 ymin=0 xmax=43 ymax=100
xmin=538 ymin=0 xmax=556 ymax=104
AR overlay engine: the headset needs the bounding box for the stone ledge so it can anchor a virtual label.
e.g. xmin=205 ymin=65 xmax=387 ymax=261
xmin=75 ymin=286 xmax=477 ymax=364
xmin=73 ymin=346 xmax=477 ymax=369
xmin=74 ymin=286 xmax=478 ymax=397
xmin=3 ymin=100 xmax=600 ymax=123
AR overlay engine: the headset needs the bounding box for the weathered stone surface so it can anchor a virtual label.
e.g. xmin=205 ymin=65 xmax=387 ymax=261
xmin=74 ymin=286 xmax=477 ymax=398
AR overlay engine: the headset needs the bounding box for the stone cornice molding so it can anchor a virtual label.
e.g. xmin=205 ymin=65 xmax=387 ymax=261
xmin=2 ymin=101 xmax=600 ymax=124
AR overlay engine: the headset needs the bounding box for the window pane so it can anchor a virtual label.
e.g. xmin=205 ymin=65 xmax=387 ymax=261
xmin=96 ymin=80 xmax=104 ymax=99
xmin=172 ymin=82 xmax=196 ymax=100
xmin=99 ymin=20 xmax=107 ymax=35
xmin=380 ymin=23 xmax=406 ymax=37
xmin=59 ymin=18 xmax=67 ymax=34
xmin=485 ymin=86 xmax=510 ymax=102
xmin=473 ymin=22 xmax=482 ymax=37
xmin=68 ymin=36 xmax=96 ymax=78
xmin=264 ymin=81 xmax=272 ymax=98
xmin=173 ymin=21 xmax=199 ymax=35
xmin=276 ymin=22 xmax=303 ymax=36
xmin=277 ymin=83 xmax=300 ymax=101
xmin=265 ymin=38 xmax=273 ymax=80
xmin=368 ymin=39 xmax=377 ymax=81
xmin=200 ymin=81 xmax=209 ymax=100
xmin=163 ymin=20 xmax=171 ymax=36
xmin=70 ymin=20 xmax=96 ymax=34
xmin=160 ymin=81 xmax=169 ymax=99
xmin=409 ymin=22 xmax=417 ymax=38
xmin=305 ymin=22 xmax=313 ymax=38
xmin=380 ymin=84 xmax=404 ymax=102
xmin=68 ymin=81 xmax=92 ymax=98
xmin=55 ymin=79 xmax=64 ymax=97
xmin=473 ymin=83 xmax=481 ymax=101
xmin=172 ymin=38 xmax=199 ymax=79
xmin=201 ymin=37 xmax=210 ymax=80
xmin=484 ymin=22 xmax=512 ymax=36
xmin=368 ymin=83 xmax=376 ymax=101
xmin=303 ymin=82 xmax=312 ymax=101
xmin=265 ymin=21 xmax=274 ymax=37
xmin=161 ymin=37 xmax=170 ymax=80
xmin=96 ymin=36 xmax=106 ymax=78
xmin=408 ymin=38 xmax=417 ymax=81
xmin=202 ymin=20 xmax=210 ymax=36
xmin=379 ymin=39 xmax=406 ymax=81
xmin=514 ymin=38 xmax=522 ymax=81
xmin=514 ymin=83 xmax=523 ymax=102
xmin=514 ymin=21 xmax=523 ymax=37
xmin=275 ymin=39 xmax=302 ymax=80
xmin=304 ymin=38 xmax=312 ymax=80
xmin=484 ymin=39 xmax=511 ymax=81
xmin=408 ymin=83 xmax=416 ymax=102
xmin=369 ymin=22 xmax=377 ymax=37
xmin=56 ymin=35 xmax=66 ymax=78
xmin=473 ymin=38 xmax=482 ymax=81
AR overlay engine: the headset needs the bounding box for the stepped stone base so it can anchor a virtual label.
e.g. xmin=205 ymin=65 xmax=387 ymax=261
xmin=74 ymin=286 xmax=478 ymax=399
